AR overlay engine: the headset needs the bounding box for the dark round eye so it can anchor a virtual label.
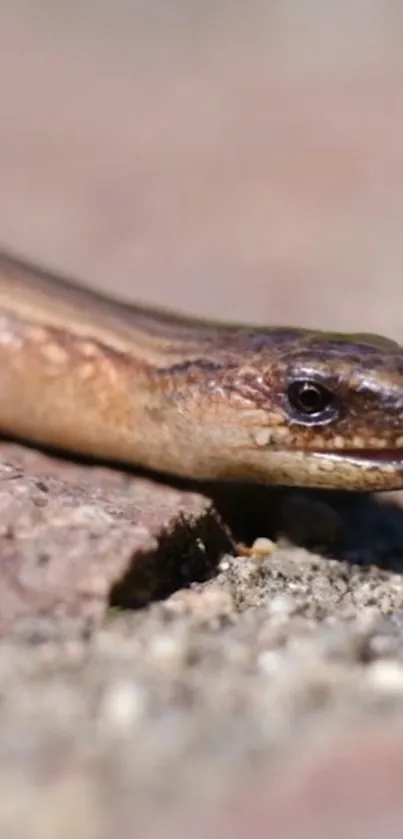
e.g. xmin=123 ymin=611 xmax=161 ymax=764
xmin=287 ymin=379 xmax=336 ymax=420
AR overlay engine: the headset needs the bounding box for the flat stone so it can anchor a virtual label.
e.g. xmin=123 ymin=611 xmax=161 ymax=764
xmin=0 ymin=443 xmax=232 ymax=638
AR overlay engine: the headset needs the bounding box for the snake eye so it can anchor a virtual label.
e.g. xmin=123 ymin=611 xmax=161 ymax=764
xmin=287 ymin=379 xmax=337 ymax=422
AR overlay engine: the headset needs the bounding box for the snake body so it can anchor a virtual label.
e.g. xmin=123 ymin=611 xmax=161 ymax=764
xmin=1 ymin=249 xmax=403 ymax=490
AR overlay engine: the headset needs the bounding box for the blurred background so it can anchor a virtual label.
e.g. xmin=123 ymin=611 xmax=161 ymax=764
xmin=1 ymin=1 xmax=403 ymax=337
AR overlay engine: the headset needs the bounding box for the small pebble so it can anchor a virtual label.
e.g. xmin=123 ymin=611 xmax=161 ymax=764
xmin=366 ymin=660 xmax=403 ymax=694
xmin=239 ymin=537 xmax=276 ymax=558
xmin=101 ymin=680 xmax=146 ymax=729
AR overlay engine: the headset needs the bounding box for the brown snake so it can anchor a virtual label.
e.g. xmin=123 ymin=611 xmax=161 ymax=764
xmin=1 ymin=249 xmax=403 ymax=491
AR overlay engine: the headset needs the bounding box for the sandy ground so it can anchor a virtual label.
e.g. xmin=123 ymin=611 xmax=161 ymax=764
xmin=2 ymin=4 xmax=403 ymax=837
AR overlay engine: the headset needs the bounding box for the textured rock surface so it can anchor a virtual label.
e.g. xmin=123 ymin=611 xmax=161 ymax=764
xmin=0 ymin=444 xmax=231 ymax=636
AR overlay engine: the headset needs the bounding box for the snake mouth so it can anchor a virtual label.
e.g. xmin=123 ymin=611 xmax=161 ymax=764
xmin=313 ymin=448 xmax=403 ymax=464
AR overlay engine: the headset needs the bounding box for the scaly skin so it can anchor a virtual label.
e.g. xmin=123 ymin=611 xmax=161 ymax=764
xmin=0 ymin=249 xmax=403 ymax=490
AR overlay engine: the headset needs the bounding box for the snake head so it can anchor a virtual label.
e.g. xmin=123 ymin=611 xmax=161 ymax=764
xmin=204 ymin=328 xmax=403 ymax=490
